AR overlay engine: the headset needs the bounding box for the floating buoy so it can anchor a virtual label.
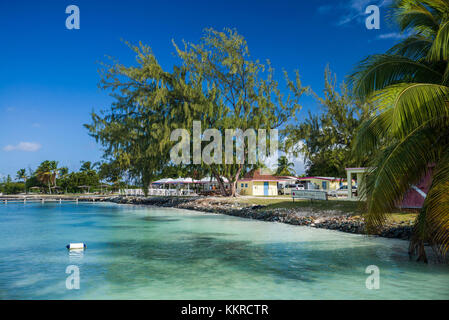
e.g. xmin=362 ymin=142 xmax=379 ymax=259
xmin=66 ymin=243 xmax=86 ymax=250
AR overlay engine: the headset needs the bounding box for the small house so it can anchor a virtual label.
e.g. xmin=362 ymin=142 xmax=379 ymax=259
xmin=237 ymin=169 xmax=281 ymax=196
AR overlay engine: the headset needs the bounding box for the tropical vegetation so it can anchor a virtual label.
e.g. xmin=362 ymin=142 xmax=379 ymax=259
xmin=285 ymin=67 xmax=371 ymax=178
xmin=349 ymin=0 xmax=449 ymax=261
xmin=86 ymin=28 xmax=308 ymax=196
xmin=0 ymin=160 xmax=124 ymax=195
xmin=275 ymin=156 xmax=296 ymax=176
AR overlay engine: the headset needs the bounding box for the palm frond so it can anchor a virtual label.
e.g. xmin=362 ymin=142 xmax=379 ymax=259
xmin=349 ymin=55 xmax=442 ymax=100
xmin=362 ymin=123 xmax=439 ymax=232
xmin=352 ymin=108 xmax=394 ymax=162
xmin=427 ymin=19 xmax=449 ymax=61
xmin=352 ymin=0 xmax=449 ymax=261
xmin=368 ymin=83 xmax=449 ymax=137
xmin=387 ymin=35 xmax=433 ymax=60
xmin=391 ymin=0 xmax=440 ymax=34
xmin=424 ymin=149 xmax=449 ymax=255
xmin=442 ymin=62 xmax=449 ymax=85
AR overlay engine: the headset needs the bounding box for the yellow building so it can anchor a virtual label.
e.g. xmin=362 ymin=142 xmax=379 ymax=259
xmin=237 ymin=169 xmax=281 ymax=196
xmin=296 ymin=177 xmax=344 ymax=191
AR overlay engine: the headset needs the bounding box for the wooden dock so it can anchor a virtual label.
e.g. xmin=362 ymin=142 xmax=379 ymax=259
xmin=0 ymin=196 xmax=107 ymax=204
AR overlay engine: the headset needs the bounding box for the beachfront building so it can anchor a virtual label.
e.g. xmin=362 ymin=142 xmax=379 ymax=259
xmin=346 ymin=166 xmax=433 ymax=208
xmin=296 ymin=177 xmax=344 ymax=191
xmin=150 ymin=177 xmax=230 ymax=194
xmin=237 ymin=169 xmax=281 ymax=196
xmin=345 ymin=168 xmax=370 ymax=200
xmin=401 ymin=168 xmax=433 ymax=209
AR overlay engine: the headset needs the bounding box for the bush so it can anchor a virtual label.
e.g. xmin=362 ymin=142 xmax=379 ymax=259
xmin=1 ymin=182 xmax=25 ymax=195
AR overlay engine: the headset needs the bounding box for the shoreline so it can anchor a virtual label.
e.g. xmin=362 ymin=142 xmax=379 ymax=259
xmin=0 ymin=194 xmax=414 ymax=240
xmin=102 ymin=195 xmax=414 ymax=241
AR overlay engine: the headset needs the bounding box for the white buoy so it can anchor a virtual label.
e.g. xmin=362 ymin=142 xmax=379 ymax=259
xmin=66 ymin=243 xmax=86 ymax=250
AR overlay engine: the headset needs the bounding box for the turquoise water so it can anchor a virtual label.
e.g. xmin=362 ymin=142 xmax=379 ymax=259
xmin=0 ymin=202 xmax=448 ymax=299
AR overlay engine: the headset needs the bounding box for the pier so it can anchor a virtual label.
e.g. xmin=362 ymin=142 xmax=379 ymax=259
xmin=0 ymin=196 xmax=107 ymax=204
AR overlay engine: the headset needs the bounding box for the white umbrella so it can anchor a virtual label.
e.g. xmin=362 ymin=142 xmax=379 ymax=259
xmin=199 ymin=176 xmax=229 ymax=183
xmin=153 ymin=178 xmax=174 ymax=184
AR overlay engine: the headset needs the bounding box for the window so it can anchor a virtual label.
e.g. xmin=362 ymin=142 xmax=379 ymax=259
xmin=245 ymin=184 xmax=248 ymax=188
xmin=241 ymin=183 xmax=244 ymax=187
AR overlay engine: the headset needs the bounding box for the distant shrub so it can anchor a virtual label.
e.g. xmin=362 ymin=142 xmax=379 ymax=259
xmin=1 ymin=182 xmax=25 ymax=195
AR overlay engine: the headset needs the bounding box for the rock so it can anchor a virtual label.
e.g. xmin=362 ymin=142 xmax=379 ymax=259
xmin=101 ymin=196 xmax=413 ymax=240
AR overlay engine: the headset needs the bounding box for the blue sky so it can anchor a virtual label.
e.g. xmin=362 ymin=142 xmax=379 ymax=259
xmin=0 ymin=0 xmax=402 ymax=178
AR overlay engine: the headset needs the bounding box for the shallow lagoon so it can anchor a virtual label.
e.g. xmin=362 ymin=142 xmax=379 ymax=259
xmin=0 ymin=202 xmax=448 ymax=299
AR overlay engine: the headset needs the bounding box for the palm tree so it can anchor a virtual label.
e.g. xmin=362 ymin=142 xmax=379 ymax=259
xmin=16 ymin=168 xmax=28 ymax=194
xmin=80 ymin=161 xmax=99 ymax=173
xmin=35 ymin=161 xmax=59 ymax=194
xmin=276 ymin=156 xmax=295 ymax=176
xmin=59 ymin=167 xmax=69 ymax=193
xmin=349 ymin=0 xmax=449 ymax=262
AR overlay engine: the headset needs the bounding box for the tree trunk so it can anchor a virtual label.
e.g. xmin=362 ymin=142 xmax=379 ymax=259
xmin=216 ymin=175 xmax=228 ymax=196
xmin=211 ymin=168 xmax=228 ymax=196
xmin=408 ymin=208 xmax=429 ymax=263
xmin=230 ymin=180 xmax=237 ymax=197
xmin=408 ymin=239 xmax=428 ymax=263
xmin=229 ymin=164 xmax=244 ymax=198
xmin=417 ymin=241 xmax=428 ymax=263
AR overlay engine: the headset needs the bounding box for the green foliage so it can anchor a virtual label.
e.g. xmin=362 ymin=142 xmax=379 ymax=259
xmin=98 ymin=161 xmax=124 ymax=190
xmin=1 ymin=182 xmax=25 ymax=195
xmin=16 ymin=168 xmax=27 ymax=182
xmin=58 ymin=170 xmax=100 ymax=193
xmin=285 ymin=67 xmax=371 ymax=177
xmin=0 ymin=175 xmax=25 ymax=195
xmin=86 ymin=28 xmax=307 ymax=196
xmin=350 ymin=0 xmax=449 ymax=261
xmin=35 ymin=160 xmax=59 ymax=194
xmin=25 ymin=175 xmax=44 ymax=192
xmin=275 ymin=156 xmax=295 ymax=176
xmin=4 ymin=160 xmax=108 ymax=194
xmin=16 ymin=168 xmax=28 ymax=194
xmin=80 ymin=161 xmax=98 ymax=173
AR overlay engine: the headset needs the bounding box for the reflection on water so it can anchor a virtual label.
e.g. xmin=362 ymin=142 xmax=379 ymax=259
xmin=68 ymin=249 xmax=84 ymax=263
xmin=0 ymin=202 xmax=448 ymax=300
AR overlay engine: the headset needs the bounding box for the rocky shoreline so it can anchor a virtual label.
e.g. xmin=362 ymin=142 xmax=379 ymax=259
xmin=102 ymin=196 xmax=414 ymax=240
